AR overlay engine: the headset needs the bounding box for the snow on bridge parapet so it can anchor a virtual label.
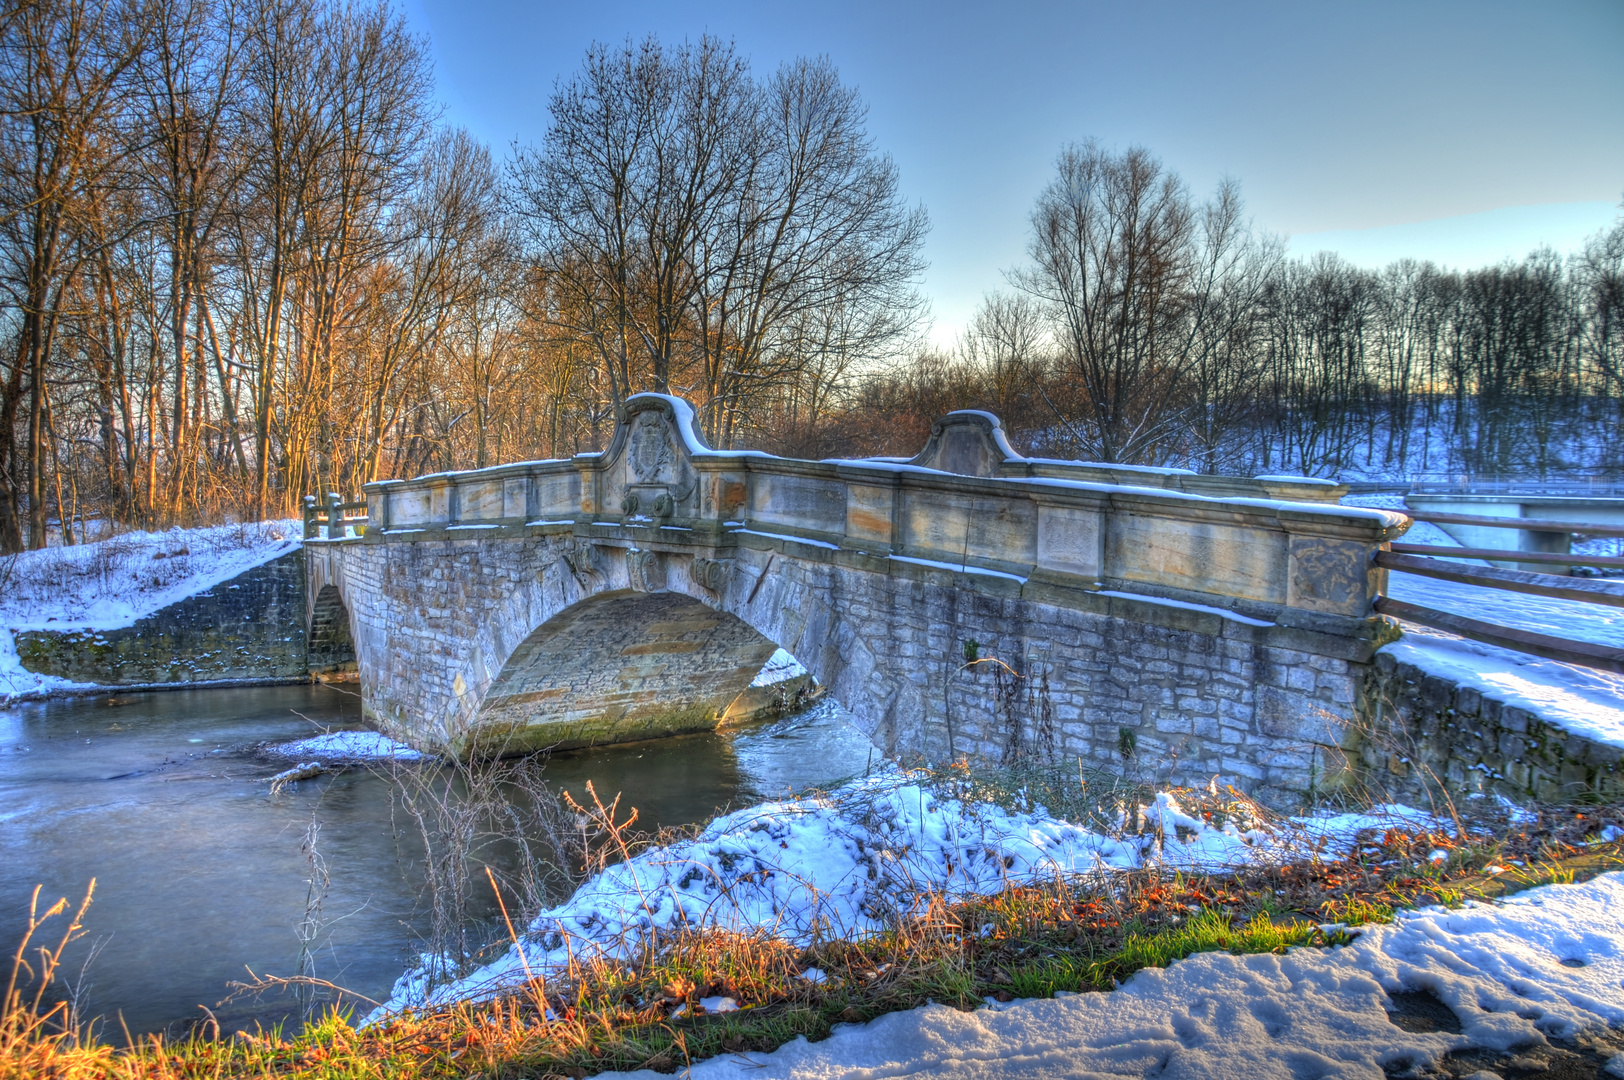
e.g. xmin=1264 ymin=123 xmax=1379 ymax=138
xmin=907 ymin=408 xmax=1351 ymax=503
xmin=353 ymin=394 xmax=1403 ymax=634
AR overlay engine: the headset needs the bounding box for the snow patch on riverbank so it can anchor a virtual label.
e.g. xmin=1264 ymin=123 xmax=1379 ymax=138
xmin=370 ymin=773 xmax=1446 ymax=1021
xmin=265 ymin=730 xmax=426 ymax=761
xmin=0 ymin=629 xmax=84 ymax=701
xmin=604 ymin=871 xmax=1624 ymax=1079
xmin=0 ymin=520 xmax=301 ymax=703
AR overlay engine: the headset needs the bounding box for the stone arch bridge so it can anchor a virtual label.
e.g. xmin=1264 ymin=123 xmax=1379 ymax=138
xmin=305 ymin=394 xmax=1406 ymax=805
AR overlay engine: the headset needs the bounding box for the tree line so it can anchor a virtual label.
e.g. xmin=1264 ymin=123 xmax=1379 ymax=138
xmin=909 ymin=154 xmax=1624 ymax=484
xmin=2 ymin=0 xmax=1620 ymax=551
xmin=0 ymin=1 xmax=927 ymax=551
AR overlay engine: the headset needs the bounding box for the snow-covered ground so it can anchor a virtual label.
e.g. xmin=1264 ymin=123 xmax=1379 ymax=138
xmin=606 ymin=871 xmax=1624 ymax=1080
xmin=0 ymin=520 xmax=301 ymax=701
xmin=371 ymin=772 xmax=1448 ymax=1021
xmin=1345 ymin=493 xmax=1624 ymax=749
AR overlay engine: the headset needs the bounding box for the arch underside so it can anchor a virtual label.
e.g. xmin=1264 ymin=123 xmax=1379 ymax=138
xmin=467 ymin=590 xmax=782 ymax=756
xmin=307 ymin=583 xmax=356 ymax=676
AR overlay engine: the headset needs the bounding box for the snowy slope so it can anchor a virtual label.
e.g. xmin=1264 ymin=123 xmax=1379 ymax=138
xmin=607 ymin=871 xmax=1624 ymax=1080
xmin=0 ymin=520 xmax=301 ymax=631
xmin=0 ymin=520 xmax=301 ymax=701
xmin=371 ymin=773 xmax=1446 ymax=1020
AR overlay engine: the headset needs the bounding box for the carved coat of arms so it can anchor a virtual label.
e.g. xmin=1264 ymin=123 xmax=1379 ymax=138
xmin=628 ymin=412 xmax=674 ymax=483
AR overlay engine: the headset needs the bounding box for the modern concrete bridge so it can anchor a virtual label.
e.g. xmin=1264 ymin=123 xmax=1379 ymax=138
xmin=1405 ymin=493 xmax=1624 ymax=572
xmin=305 ymin=394 xmax=1408 ymax=804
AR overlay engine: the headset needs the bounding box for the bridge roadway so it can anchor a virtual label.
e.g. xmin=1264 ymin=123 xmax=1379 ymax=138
xmin=305 ymin=394 xmax=1408 ymax=806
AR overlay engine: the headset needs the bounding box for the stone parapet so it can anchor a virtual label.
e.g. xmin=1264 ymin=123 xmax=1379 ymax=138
xmin=908 ymin=409 xmax=1350 ymax=503
xmin=360 ymin=395 xmax=1405 ymax=633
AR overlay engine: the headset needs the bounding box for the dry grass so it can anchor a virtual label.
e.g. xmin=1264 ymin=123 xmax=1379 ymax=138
xmin=6 ymin=792 xmax=1621 ymax=1079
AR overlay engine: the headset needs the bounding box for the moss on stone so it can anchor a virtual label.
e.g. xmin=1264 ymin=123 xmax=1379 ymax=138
xmin=453 ymin=700 xmax=725 ymax=759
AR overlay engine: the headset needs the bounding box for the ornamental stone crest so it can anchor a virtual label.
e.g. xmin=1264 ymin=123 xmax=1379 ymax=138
xmin=689 ymin=556 xmax=730 ymax=593
xmin=559 ymin=541 xmax=604 ymax=586
xmin=628 ymin=410 xmax=675 ymax=484
xmin=626 ymin=549 xmax=664 ymax=592
xmin=615 ymin=397 xmax=701 ymax=521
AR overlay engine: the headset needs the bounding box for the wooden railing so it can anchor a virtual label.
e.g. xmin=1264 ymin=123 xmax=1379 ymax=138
xmin=303 ymin=493 xmax=368 ymax=540
xmin=1378 ymin=509 xmax=1624 ymax=673
xmin=1402 ymin=510 xmax=1624 ymax=538
xmin=1388 ymin=543 xmax=1624 ymax=570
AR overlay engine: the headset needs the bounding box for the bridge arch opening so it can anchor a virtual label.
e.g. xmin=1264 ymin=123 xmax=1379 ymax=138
xmin=466 ymin=589 xmax=786 ymax=757
xmin=307 ymin=584 xmax=356 ymax=677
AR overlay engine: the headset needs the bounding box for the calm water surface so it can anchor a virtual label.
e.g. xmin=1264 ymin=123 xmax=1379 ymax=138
xmin=0 ymin=685 xmax=875 ymax=1035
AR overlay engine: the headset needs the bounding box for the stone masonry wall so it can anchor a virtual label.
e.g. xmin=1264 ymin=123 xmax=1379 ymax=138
xmin=1354 ymin=650 xmax=1624 ymax=805
xmin=15 ymin=551 xmax=310 ymax=686
xmin=936 ymin=604 xmax=1361 ymax=802
xmin=315 ymin=530 xmax=1370 ymax=807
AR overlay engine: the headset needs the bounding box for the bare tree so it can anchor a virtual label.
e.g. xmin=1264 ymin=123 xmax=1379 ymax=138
xmin=0 ymin=0 xmax=143 ymax=549
xmin=227 ymin=0 xmax=320 ymax=517
xmin=1577 ymin=208 xmax=1624 ymax=466
xmin=691 ymin=55 xmax=927 ymax=446
xmin=5 ymin=7 xmax=1622 ymax=546
xmin=132 ymin=0 xmax=244 ymax=518
xmin=509 ymin=36 xmax=709 ymax=407
xmin=511 ymin=37 xmax=926 ymax=446
xmin=1016 ymin=141 xmax=1197 ymax=463
xmin=1177 ymin=181 xmax=1280 ymax=472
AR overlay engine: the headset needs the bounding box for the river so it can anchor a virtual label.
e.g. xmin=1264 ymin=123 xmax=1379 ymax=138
xmin=0 ymin=684 xmax=876 ymax=1036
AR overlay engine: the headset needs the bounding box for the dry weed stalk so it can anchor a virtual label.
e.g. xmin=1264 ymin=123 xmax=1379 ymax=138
xmin=376 ymin=740 xmax=585 ymax=991
xmin=293 ymin=818 xmax=331 ymax=1022
xmin=1 ymin=881 xmax=104 ymax=1078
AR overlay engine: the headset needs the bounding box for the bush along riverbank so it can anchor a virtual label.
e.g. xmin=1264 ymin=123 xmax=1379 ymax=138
xmin=5 ymin=762 xmax=1624 ymax=1079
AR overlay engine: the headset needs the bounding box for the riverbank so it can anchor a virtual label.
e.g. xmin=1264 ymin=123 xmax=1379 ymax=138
xmin=0 ymin=684 xmax=881 ymax=1038
xmin=369 ymin=766 xmax=1461 ymax=1019
xmin=0 ymin=521 xmax=302 ymax=702
xmin=6 ymin=761 xmax=1621 ymax=1078
xmin=325 ymin=760 xmax=1624 ymax=1075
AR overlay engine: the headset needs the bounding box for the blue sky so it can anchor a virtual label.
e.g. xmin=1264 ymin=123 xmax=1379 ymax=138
xmin=397 ymin=0 xmax=1624 ymax=345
